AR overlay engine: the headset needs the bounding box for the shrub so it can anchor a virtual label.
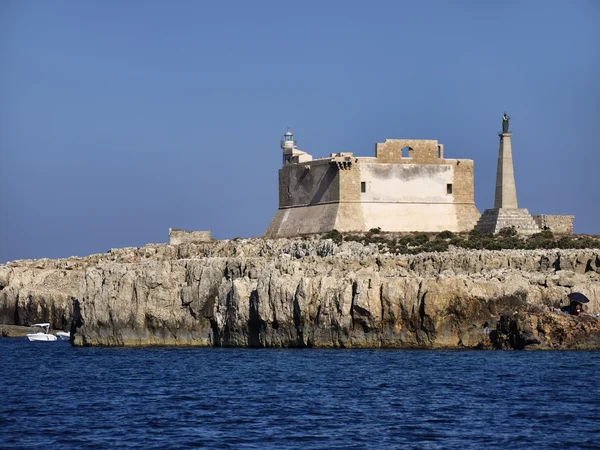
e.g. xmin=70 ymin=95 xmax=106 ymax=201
xmin=398 ymin=236 xmax=414 ymax=247
xmin=421 ymin=240 xmax=449 ymax=253
xmin=457 ymin=239 xmax=475 ymax=249
xmin=483 ymin=240 xmax=503 ymax=250
xmin=525 ymin=237 xmax=555 ymax=250
xmin=468 ymin=229 xmax=487 ymax=240
xmin=556 ymin=237 xmax=578 ymax=249
xmin=343 ymin=234 xmax=364 ymax=244
xmin=449 ymin=237 xmax=464 ymax=247
xmin=545 ymin=236 xmax=600 ymax=250
xmin=394 ymin=244 xmax=412 ymax=254
xmin=436 ymin=230 xmax=456 ymax=240
xmin=498 ymin=226 xmax=517 ymax=237
xmin=413 ymin=233 xmax=429 ymax=245
xmin=361 ymin=234 xmax=386 ymax=246
xmin=525 ymin=230 xmax=556 ymax=250
xmin=368 ymin=227 xmax=381 ymax=234
xmin=577 ymin=237 xmax=600 ymax=249
xmin=463 ymin=235 xmax=497 ymax=250
xmin=531 ymin=230 xmax=555 ymax=241
xmin=324 ymin=229 xmax=343 ymax=244
xmin=499 ymin=236 xmax=523 ymax=249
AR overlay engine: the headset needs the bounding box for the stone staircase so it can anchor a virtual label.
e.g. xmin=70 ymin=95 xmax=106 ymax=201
xmin=475 ymin=208 xmax=541 ymax=235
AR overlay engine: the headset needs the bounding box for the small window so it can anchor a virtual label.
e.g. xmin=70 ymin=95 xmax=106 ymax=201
xmin=447 ymin=184 xmax=453 ymax=195
xmin=361 ymin=182 xmax=366 ymax=193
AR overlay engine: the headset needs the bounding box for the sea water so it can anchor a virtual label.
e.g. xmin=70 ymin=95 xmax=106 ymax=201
xmin=1 ymin=339 xmax=599 ymax=449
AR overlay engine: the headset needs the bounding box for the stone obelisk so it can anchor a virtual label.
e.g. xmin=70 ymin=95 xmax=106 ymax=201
xmin=475 ymin=113 xmax=540 ymax=235
xmin=494 ymin=132 xmax=518 ymax=209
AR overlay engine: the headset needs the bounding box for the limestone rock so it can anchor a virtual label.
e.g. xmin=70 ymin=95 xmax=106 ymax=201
xmin=1 ymin=239 xmax=599 ymax=349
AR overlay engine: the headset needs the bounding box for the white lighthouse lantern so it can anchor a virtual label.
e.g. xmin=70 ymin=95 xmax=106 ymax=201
xmin=280 ymin=128 xmax=297 ymax=151
xmin=280 ymin=128 xmax=311 ymax=166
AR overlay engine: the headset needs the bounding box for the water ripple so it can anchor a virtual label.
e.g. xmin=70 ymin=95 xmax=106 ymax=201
xmin=1 ymin=342 xmax=599 ymax=448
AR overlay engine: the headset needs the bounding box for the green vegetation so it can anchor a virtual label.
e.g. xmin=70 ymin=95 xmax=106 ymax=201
xmin=498 ymin=226 xmax=517 ymax=237
xmin=413 ymin=233 xmax=429 ymax=245
xmin=324 ymin=229 xmax=343 ymax=244
xmin=321 ymin=228 xmax=600 ymax=255
xmin=436 ymin=230 xmax=456 ymax=240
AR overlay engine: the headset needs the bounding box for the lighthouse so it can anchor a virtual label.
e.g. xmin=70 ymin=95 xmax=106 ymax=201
xmin=280 ymin=128 xmax=312 ymax=166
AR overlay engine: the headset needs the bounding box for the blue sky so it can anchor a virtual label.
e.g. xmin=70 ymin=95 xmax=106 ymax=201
xmin=1 ymin=0 xmax=599 ymax=262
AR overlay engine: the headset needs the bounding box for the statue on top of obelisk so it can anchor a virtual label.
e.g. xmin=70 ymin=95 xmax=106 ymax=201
xmin=502 ymin=112 xmax=510 ymax=133
xmin=474 ymin=111 xmax=541 ymax=235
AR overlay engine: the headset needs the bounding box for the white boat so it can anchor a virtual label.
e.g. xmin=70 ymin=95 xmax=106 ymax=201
xmin=56 ymin=331 xmax=70 ymax=340
xmin=26 ymin=323 xmax=57 ymax=342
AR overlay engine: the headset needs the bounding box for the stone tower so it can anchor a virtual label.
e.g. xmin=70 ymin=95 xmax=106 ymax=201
xmin=475 ymin=122 xmax=540 ymax=235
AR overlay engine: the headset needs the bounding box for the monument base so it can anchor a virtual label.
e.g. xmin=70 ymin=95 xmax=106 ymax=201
xmin=475 ymin=208 xmax=540 ymax=235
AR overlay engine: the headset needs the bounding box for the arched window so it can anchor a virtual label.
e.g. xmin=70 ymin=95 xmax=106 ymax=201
xmin=401 ymin=147 xmax=413 ymax=158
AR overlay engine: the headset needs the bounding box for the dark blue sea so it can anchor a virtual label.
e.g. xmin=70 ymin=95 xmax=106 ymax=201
xmin=1 ymin=340 xmax=599 ymax=449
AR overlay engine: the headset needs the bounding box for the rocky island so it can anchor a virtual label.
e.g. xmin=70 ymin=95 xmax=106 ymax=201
xmin=1 ymin=234 xmax=599 ymax=349
xmin=2 ymin=124 xmax=598 ymax=349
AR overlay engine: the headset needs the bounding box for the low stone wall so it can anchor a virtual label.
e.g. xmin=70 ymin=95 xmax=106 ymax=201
xmin=533 ymin=215 xmax=574 ymax=234
xmin=168 ymin=229 xmax=211 ymax=245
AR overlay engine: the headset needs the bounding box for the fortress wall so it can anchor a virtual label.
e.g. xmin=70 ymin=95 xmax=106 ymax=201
xmin=451 ymin=159 xmax=475 ymax=203
xmin=264 ymin=204 xmax=339 ymax=237
xmin=352 ymin=161 xmax=479 ymax=232
xmin=339 ymin=164 xmax=361 ymax=202
xmin=334 ymin=202 xmax=366 ymax=231
xmin=359 ymin=163 xmax=454 ymax=203
xmin=533 ymin=215 xmax=574 ymax=234
xmin=452 ymin=159 xmax=481 ymax=230
xmin=169 ymin=229 xmax=211 ymax=245
xmin=278 ymin=160 xmax=339 ymax=208
xmin=455 ymin=204 xmax=482 ymax=232
xmin=360 ymin=203 xmax=459 ymax=232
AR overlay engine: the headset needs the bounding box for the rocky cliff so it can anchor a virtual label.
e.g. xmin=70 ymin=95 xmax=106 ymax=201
xmin=1 ymin=238 xmax=599 ymax=349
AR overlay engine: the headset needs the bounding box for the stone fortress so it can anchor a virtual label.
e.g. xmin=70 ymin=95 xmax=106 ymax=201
xmin=265 ymin=130 xmax=481 ymax=236
xmin=264 ymin=117 xmax=574 ymax=238
xmin=169 ymin=116 xmax=574 ymax=245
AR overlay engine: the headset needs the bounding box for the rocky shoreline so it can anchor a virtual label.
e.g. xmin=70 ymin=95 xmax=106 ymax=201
xmin=1 ymin=237 xmax=599 ymax=349
xmin=0 ymin=324 xmax=39 ymax=338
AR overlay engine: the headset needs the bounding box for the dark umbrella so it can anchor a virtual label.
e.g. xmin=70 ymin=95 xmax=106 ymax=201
xmin=568 ymin=292 xmax=590 ymax=304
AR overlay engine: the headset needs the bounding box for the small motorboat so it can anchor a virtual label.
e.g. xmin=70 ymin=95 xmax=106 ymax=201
xmin=56 ymin=331 xmax=70 ymax=340
xmin=26 ymin=323 xmax=57 ymax=342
